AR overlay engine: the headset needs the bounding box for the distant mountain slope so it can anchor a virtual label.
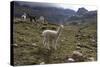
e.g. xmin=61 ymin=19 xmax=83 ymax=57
xmin=76 ymin=7 xmax=88 ymax=15
xmin=67 ymin=7 xmax=97 ymax=22
xmin=13 ymin=1 xmax=97 ymax=23
xmin=13 ymin=2 xmax=76 ymax=23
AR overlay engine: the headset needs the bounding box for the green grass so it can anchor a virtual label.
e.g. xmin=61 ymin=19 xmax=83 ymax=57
xmin=13 ymin=20 xmax=97 ymax=65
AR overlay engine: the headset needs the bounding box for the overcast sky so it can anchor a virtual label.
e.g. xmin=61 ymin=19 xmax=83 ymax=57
xmin=57 ymin=0 xmax=97 ymax=11
xmin=57 ymin=4 xmax=97 ymax=11
xmin=17 ymin=0 xmax=97 ymax=11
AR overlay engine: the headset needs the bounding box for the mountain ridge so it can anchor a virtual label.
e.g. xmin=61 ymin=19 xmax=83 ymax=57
xmin=13 ymin=1 xmax=97 ymax=23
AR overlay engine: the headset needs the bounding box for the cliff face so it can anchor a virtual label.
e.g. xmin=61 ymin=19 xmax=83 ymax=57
xmin=76 ymin=7 xmax=88 ymax=15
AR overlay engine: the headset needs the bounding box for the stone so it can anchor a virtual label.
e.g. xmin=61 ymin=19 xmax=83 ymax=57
xmin=61 ymin=39 xmax=64 ymax=42
xmin=67 ymin=58 xmax=75 ymax=62
xmin=77 ymin=42 xmax=81 ymax=45
xmin=76 ymin=46 xmax=81 ymax=50
xmin=90 ymin=39 xmax=96 ymax=43
xmin=32 ymin=43 xmax=37 ymax=47
xmin=40 ymin=62 xmax=45 ymax=65
xmin=72 ymin=51 xmax=84 ymax=62
xmin=13 ymin=44 xmax=18 ymax=47
xmin=72 ymin=51 xmax=83 ymax=57
xmin=88 ymin=57 xmax=95 ymax=61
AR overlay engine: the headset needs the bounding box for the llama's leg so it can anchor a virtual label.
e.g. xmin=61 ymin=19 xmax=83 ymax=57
xmin=54 ymin=38 xmax=59 ymax=50
xmin=43 ymin=37 xmax=50 ymax=49
xmin=52 ymin=40 xmax=56 ymax=50
xmin=47 ymin=39 xmax=50 ymax=49
xmin=54 ymin=41 xmax=57 ymax=50
xmin=43 ymin=37 xmax=47 ymax=47
xmin=43 ymin=40 xmax=46 ymax=47
xmin=43 ymin=37 xmax=45 ymax=46
xmin=51 ymin=39 xmax=57 ymax=50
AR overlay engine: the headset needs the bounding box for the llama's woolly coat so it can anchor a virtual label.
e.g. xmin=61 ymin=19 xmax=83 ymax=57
xmin=42 ymin=25 xmax=64 ymax=50
xmin=42 ymin=30 xmax=58 ymax=40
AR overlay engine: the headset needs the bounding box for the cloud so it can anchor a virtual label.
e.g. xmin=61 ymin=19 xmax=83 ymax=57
xmin=15 ymin=1 xmax=97 ymax=11
xmin=58 ymin=4 xmax=97 ymax=11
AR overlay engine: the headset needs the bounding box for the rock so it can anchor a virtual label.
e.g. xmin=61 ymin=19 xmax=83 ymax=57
xmin=89 ymin=50 xmax=93 ymax=52
xmin=72 ymin=51 xmax=84 ymax=62
xmin=40 ymin=62 xmax=45 ymax=65
xmin=90 ymin=39 xmax=96 ymax=43
xmin=76 ymin=46 xmax=81 ymax=50
xmin=72 ymin=51 xmax=83 ymax=57
xmin=13 ymin=44 xmax=18 ymax=47
xmin=32 ymin=43 xmax=37 ymax=47
xmin=67 ymin=58 xmax=75 ymax=62
xmin=82 ymin=34 xmax=87 ymax=37
xmin=77 ymin=42 xmax=81 ymax=45
xmin=88 ymin=57 xmax=95 ymax=61
xmin=61 ymin=39 xmax=64 ymax=42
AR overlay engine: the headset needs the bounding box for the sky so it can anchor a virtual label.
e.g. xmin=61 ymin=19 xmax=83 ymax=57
xmin=17 ymin=0 xmax=97 ymax=11
xmin=57 ymin=4 xmax=97 ymax=11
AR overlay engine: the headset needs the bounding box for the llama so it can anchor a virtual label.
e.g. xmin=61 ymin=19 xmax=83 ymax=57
xmin=35 ymin=16 xmax=46 ymax=28
xmin=38 ymin=16 xmax=45 ymax=24
xmin=27 ymin=14 xmax=37 ymax=22
xmin=21 ymin=13 xmax=27 ymax=21
xmin=42 ymin=25 xmax=64 ymax=50
xmin=27 ymin=15 xmax=45 ymax=26
xmin=36 ymin=16 xmax=45 ymax=24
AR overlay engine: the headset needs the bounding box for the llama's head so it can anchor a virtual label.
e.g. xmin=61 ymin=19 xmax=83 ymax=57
xmin=57 ymin=24 xmax=64 ymax=34
xmin=60 ymin=25 xmax=64 ymax=28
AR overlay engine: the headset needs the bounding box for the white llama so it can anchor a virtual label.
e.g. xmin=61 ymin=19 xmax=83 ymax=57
xmin=21 ymin=13 xmax=26 ymax=21
xmin=42 ymin=25 xmax=64 ymax=50
xmin=36 ymin=16 xmax=45 ymax=24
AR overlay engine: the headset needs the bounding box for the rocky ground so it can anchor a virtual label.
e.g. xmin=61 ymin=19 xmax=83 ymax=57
xmin=12 ymin=19 xmax=97 ymax=66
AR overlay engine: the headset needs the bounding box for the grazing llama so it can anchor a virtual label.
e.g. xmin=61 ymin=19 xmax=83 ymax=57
xmin=42 ymin=25 xmax=64 ymax=50
xmin=35 ymin=16 xmax=45 ymax=24
xmin=35 ymin=16 xmax=46 ymax=28
xmin=27 ymin=14 xmax=37 ymax=22
xmin=38 ymin=16 xmax=45 ymax=24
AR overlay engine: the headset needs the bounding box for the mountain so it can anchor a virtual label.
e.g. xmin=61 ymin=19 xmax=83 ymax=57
xmin=76 ymin=7 xmax=88 ymax=15
xmin=67 ymin=7 xmax=97 ymax=21
xmin=13 ymin=1 xmax=76 ymax=23
xmin=83 ymin=11 xmax=97 ymax=18
xmin=13 ymin=2 xmax=97 ymax=24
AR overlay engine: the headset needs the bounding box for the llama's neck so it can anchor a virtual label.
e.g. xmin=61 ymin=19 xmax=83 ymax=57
xmin=57 ymin=26 xmax=62 ymax=36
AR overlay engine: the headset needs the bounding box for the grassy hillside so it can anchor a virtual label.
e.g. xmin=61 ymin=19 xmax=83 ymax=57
xmin=13 ymin=20 xmax=97 ymax=66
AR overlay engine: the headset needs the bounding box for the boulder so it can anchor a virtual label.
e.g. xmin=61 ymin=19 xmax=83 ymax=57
xmin=67 ymin=58 xmax=75 ymax=62
xmin=72 ymin=51 xmax=84 ymax=62
xmin=88 ymin=57 xmax=95 ymax=61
